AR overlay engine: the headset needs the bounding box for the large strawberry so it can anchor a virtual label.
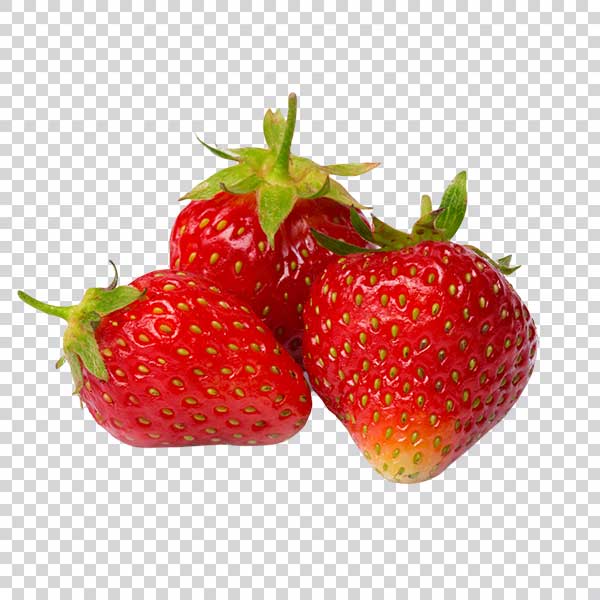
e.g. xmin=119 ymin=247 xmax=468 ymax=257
xmin=303 ymin=173 xmax=537 ymax=483
xmin=19 ymin=266 xmax=311 ymax=447
xmin=170 ymin=93 xmax=376 ymax=362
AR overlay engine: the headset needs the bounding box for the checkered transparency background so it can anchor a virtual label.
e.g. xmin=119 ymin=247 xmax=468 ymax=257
xmin=2 ymin=1 xmax=598 ymax=598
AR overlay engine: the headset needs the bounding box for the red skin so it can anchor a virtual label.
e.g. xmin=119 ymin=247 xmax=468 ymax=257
xmin=303 ymin=242 xmax=537 ymax=483
xmin=169 ymin=192 xmax=372 ymax=363
xmin=79 ymin=270 xmax=311 ymax=447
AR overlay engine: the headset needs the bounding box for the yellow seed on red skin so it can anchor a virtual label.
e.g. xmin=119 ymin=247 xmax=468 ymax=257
xmin=159 ymin=324 xmax=172 ymax=334
xmin=102 ymin=348 xmax=113 ymax=357
xmin=138 ymin=365 xmax=149 ymax=374
xmin=163 ymin=284 xmax=176 ymax=292
xmin=209 ymin=253 xmax=220 ymax=265
xmin=189 ymin=325 xmax=201 ymax=334
xmin=188 ymin=252 xmax=197 ymax=264
xmin=138 ymin=417 xmax=151 ymax=425
xmin=116 ymin=338 xmax=126 ymax=347
xmin=102 ymin=392 xmax=113 ymax=404
xmin=234 ymin=261 xmax=243 ymax=274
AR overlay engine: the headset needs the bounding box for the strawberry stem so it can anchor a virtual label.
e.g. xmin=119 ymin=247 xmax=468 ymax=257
xmin=270 ymin=93 xmax=297 ymax=181
xmin=19 ymin=264 xmax=145 ymax=393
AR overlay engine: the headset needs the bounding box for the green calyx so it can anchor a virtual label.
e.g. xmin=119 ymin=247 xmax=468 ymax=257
xmin=311 ymin=171 xmax=520 ymax=276
xmin=180 ymin=93 xmax=379 ymax=247
xmin=18 ymin=262 xmax=145 ymax=394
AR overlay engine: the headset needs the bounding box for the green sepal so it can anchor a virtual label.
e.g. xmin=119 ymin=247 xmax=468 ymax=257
xmin=465 ymin=246 xmax=521 ymax=275
xmin=310 ymin=228 xmax=375 ymax=256
xmin=409 ymin=207 xmax=447 ymax=243
xmin=196 ymin=135 xmax=240 ymax=162
xmin=310 ymin=171 xmax=523 ymax=277
xmin=322 ymin=178 xmax=368 ymax=210
xmin=258 ymin=184 xmax=296 ymax=248
xmin=372 ymin=215 xmax=413 ymax=248
xmin=350 ymin=208 xmax=374 ymax=243
xmin=323 ymin=163 xmax=379 ymax=176
xmin=19 ymin=266 xmax=145 ymax=394
xmin=435 ymin=171 xmax=467 ymax=241
xmin=295 ymin=168 xmax=330 ymax=199
xmin=182 ymin=93 xmax=377 ymax=238
xmin=220 ymin=174 xmax=263 ymax=195
xmin=263 ymin=108 xmax=286 ymax=151
xmin=180 ymin=163 xmax=254 ymax=201
xmin=228 ymin=147 xmax=271 ymax=170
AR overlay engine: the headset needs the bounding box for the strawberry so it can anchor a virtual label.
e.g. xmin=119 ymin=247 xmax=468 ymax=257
xmin=19 ymin=266 xmax=311 ymax=447
xmin=303 ymin=173 xmax=538 ymax=483
xmin=170 ymin=93 xmax=376 ymax=362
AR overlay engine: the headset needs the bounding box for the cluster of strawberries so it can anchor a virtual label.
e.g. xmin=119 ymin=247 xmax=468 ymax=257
xmin=21 ymin=94 xmax=537 ymax=483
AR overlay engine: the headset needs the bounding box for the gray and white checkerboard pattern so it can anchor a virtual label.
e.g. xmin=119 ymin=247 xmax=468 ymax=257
xmin=3 ymin=2 xmax=597 ymax=598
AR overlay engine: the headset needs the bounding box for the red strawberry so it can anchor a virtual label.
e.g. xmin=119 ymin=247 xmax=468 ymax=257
xmin=20 ymin=266 xmax=311 ymax=447
xmin=303 ymin=173 xmax=537 ymax=483
xmin=170 ymin=93 xmax=376 ymax=362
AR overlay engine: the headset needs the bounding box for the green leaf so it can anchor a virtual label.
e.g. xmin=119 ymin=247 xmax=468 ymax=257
xmin=196 ymin=135 xmax=240 ymax=162
xmin=436 ymin=171 xmax=467 ymax=241
xmin=257 ymin=183 xmax=296 ymax=247
xmin=263 ymin=109 xmax=286 ymax=151
xmin=290 ymin=155 xmax=321 ymax=178
xmin=311 ymin=229 xmax=374 ymax=256
xmin=372 ymin=215 xmax=413 ymax=248
xmin=84 ymin=285 xmax=145 ymax=317
xmin=464 ymin=245 xmax=521 ymax=276
xmin=350 ymin=208 xmax=374 ymax=243
xmin=322 ymin=179 xmax=368 ymax=210
xmin=323 ymin=162 xmax=379 ymax=176
xmin=180 ymin=163 xmax=254 ymax=201
xmin=64 ymin=321 xmax=109 ymax=385
xmin=228 ymin=147 xmax=271 ymax=170
xmin=220 ymin=174 xmax=262 ymax=195
xmin=295 ymin=166 xmax=330 ymax=199
xmin=420 ymin=194 xmax=433 ymax=217
xmin=65 ymin=351 xmax=84 ymax=394
xmin=410 ymin=208 xmax=447 ymax=243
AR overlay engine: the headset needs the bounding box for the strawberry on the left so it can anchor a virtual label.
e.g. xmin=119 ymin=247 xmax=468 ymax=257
xmin=19 ymin=266 xmax=311 ymax=447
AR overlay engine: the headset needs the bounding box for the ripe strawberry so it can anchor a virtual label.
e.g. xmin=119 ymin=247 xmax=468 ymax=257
xmin=19 ymin=266 xmax=311 ymax=447
xmin=170 ymin=93 xmax=376 ymax=362
xmin=304 ymin=173 xmax=538 ymax=483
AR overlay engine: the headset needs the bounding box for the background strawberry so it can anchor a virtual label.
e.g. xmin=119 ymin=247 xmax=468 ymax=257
xmin=170 ymin=93 xmax=375 ymax=362
xmin=303 ymin=173 xmax=538 ymax=483
xmin=20 ymin=267 xmax=311 ymax=447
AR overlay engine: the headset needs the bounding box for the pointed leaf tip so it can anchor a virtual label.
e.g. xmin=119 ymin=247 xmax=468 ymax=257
xmin=263 ymin=108 xmax=286 ymax=151
xmin=349 ymin=208 xmax=374 ymax=243
xmin=324 ymin=162 xmax=380 ymax=177
xmin=311 ymin=228 xmax=373 ymax=256
xmin=195 ymin=135 xmax=240 ymax=162
xmin=257 ymin=184 xmax=296 ymax=248
xmin=435 ymin=171 xmax=468 ymax=241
